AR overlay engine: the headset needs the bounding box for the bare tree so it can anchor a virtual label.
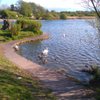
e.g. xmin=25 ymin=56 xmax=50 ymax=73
xmin=90 ymin=0 xmax=100 ymax=18
xmin=83 ymin=0 xmax=100 ymax=18
xmin=83 ymin=0 xmax=100 ymax=31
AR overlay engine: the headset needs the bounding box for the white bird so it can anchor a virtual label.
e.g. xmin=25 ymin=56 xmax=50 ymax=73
xmin=14 ymin=45 xmax=19 ymax=51
xmin=42 ymin=48 xmax=49 ymax=56
xmin=63 ymin=34 xmax=66 ymax=37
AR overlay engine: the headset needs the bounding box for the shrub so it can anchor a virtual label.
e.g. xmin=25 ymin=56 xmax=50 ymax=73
xmin=0 ymin=10 xmax=18 ymax=19
xmin=1 ymin=19 xmax=10 ymax=30
xmin=16 ymin=19 xmax=42 ymax=34
xmin=10 ymin=24 xmax=21 ymax=36
xmin=82 ymin=65 xmax=100 ymax=86
xmin=43 ymin=13 xmax=55 ymax=20
xmin=60 ymin=13 xmax=67 ymax=20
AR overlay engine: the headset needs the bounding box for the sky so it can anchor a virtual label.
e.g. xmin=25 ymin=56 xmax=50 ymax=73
xmin=0 ymin=0 xmax=85 ymax=11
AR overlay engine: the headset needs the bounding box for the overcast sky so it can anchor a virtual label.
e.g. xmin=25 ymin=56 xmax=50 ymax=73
xmin=0 ymin=0 xmax=85 ymax=11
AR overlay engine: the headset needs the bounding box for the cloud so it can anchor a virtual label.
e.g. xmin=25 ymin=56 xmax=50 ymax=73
xmin=23 ymin=0 xmax=84 ymax=11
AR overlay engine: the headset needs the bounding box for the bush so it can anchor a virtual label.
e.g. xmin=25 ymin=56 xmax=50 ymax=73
xmin=0 ymin=19 xmax=43 ymax=42
xmin=60 ymin=13 xmax=67 ymax=20
xmin=43 ymin=13 xmax=55 ymax=20
xmin=82 ymin=65 xmax=100 ymax=86
xmin=10 ymin=24 xmax=21 ymax=36
xmin=0 ymin=10 xmax=18 ymax=19
xmin=16 ymin=19 xmax=42 ymax=34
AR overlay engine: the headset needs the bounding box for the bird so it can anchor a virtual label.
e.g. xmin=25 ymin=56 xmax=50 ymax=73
xmin=14 ymin=45 xmax=19 ymax=51
xmin=63 ymin=34 xmax=66 ymax=37
xmin=42 ymin=47 xmax=49 ymax=56
xmin=38 ymin=48 xmax=49 ymax=64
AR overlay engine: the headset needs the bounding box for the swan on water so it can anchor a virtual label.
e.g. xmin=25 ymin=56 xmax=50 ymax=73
xmin=38 ymin=48 xmax=49 ymax=64
xmin=42 ymin=47 xmax=49 ymax=56
xmin=63 ymin=34 xmax=66 ymax=37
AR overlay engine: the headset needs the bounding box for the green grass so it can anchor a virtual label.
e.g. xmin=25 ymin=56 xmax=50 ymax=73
xmin=0 ymin=30 xmax=41 ymax=42
xmin=0 ymin=30 xmax=12 ymax=42
xmin=0 ymin=21 xmax=43 ymax=42
xmin=0 ymin=48 xmax=56 ymax=100
xmin=12 ymin=31 xmax=40 ymax=40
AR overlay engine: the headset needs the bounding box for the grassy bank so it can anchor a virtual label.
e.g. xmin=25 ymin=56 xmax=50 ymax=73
xmin=0 ymin=18 xmax=43 ymax=42
xmin=0 ymin=23 xmax=55 ymax=99
xmin=0 ymin=18 xmax=56 ymax=99
xmin=0 ymin=46 xmax=56 ymax=100
xmin=0 ymin=30 xmax=40 ymax=42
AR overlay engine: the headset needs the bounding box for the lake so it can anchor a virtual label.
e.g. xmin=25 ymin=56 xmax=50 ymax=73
xmin=19 ymin=19 xmax=100 ymax=80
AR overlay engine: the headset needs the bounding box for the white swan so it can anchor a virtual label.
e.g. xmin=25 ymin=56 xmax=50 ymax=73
xmin=42 ymin=48 xmax=48 ymax=56
xmin=63 ymin=34 xmax=66 ymax=37
xmin=14 ymin=45 xmax=19 ymax=51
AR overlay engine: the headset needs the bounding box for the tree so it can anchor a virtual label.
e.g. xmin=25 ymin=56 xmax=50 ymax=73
xmin=83 ymin=0 xmax=100 ymax=18
xmin=30 ymin=2 xmax=47 ymax=19
xmin=83 ymin=0 xmax=100 ymax=30
xmin=90 ymin=0 xmax=100 ymax=18
xmin=10 ymin=4 xmax=15 ymax=11
xmin=60 ymin=13 xmax=67 ymax=19
xmin=18 ymin=1 xmax=32 ymax=17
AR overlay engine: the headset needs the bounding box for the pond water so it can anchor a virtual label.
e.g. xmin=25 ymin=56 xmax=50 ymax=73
xmin=19 ymin=19 xmax=100 ymax=81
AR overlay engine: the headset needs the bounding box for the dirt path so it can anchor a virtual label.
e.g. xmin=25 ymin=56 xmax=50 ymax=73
xmin=2 ymin=34 xmax=95 ymax=100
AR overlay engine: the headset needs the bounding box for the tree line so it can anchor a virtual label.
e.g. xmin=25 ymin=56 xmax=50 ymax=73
xmin=0 ymin=0 xmax=96 ymax=20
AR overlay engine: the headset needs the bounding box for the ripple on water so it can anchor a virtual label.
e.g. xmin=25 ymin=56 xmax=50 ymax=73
xmin=19 ymin=19 xmax=100 ymax=81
